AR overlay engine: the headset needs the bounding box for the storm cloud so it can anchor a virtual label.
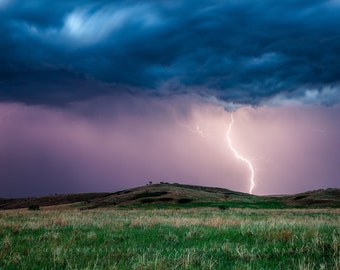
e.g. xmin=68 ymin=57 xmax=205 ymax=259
xmin=1 ymin=0 xmax=340 ymax=105
xmin=1 ymin=1 xmax=339 ymax=197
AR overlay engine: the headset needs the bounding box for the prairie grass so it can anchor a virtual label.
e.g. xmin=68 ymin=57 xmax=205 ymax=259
xmin=0 ymin=208 xmax=339 ymax=269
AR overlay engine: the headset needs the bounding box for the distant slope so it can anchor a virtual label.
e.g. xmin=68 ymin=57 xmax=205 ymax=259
xmin=85 ymin=183 xmax=249 ymax=209
xmin=284 ymin=188 xmax=340 ymax=207
xmin=1 ymin=183 xmax=339 ymax=210
xmin=73 ymin=184 xmax=340 ymax=209
xmin=0 ymin=193 xmax=112 ymax=210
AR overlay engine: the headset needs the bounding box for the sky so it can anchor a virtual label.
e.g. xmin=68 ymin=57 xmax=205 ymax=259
xmin=0 ymin=0 xmax=339 ymax=197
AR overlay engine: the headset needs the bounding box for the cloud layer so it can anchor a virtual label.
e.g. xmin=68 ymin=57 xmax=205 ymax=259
xmin=1 ymin=0 xmax=340 ymax=105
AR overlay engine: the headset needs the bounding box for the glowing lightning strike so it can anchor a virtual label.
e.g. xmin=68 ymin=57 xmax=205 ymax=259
xmin=226 ymin=114 xmax=255 ymax=194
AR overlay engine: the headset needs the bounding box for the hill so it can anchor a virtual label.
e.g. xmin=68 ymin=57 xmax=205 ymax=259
xmin=284 ymin=188 xmax=340 ymax=207
xmin=0 ymin=183 xmax=339 ymax=210
xmin=0 ymin=193 xmax=111 ymax=210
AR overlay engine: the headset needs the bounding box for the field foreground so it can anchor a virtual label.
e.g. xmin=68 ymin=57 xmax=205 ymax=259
xmin=0 ymin=208 xmax=339 ymax=269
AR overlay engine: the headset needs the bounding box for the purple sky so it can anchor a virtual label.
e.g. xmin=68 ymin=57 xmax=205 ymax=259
xmin=1 ymin=1 xmax=340 ymax=197
xmin=0 ymin=95 xmax=339 ymax=197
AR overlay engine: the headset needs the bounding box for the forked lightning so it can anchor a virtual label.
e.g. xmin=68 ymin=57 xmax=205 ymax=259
xmin=226 ymin=114 xmax=255 ymax=194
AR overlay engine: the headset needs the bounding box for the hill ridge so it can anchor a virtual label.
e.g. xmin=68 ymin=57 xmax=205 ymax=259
xmin=1 ymin=183 xmax=339 ymax=210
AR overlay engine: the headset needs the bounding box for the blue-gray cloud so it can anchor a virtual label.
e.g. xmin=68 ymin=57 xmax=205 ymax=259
xmin=1 ymin=0 xmax=340 ymax=105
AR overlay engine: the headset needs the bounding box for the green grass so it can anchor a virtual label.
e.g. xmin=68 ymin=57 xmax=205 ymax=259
xmin=132 ymin=191 xmax=169 ymax=200
xmin=0 ymin=208 xmax=339 ymax=269
xmin=121 ymin=199 xmax=286 ymax=210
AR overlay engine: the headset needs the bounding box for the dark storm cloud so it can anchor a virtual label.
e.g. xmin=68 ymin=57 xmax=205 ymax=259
xmin=1 ymin=0 xmax=340 ymax=105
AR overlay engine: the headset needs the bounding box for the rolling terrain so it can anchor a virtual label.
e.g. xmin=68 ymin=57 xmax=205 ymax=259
xmin=1 ymin=183 xmax=339 ymax=269
xmin=1 ymin=183 xmax=339 ymax=210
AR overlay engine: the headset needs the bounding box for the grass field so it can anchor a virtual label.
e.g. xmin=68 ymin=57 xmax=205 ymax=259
xmin=0 ymin=207 xmax=339 ymax=269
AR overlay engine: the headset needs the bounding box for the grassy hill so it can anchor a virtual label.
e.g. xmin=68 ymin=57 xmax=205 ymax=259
xmin=0 ymin=184 xmax=339 ymax=269
xmin=1 ymin=183 xmax=339 ymax=210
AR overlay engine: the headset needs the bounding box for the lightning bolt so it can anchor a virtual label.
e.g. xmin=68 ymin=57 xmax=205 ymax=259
xmin=226 ymin=114 xmax=255 ymax=194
